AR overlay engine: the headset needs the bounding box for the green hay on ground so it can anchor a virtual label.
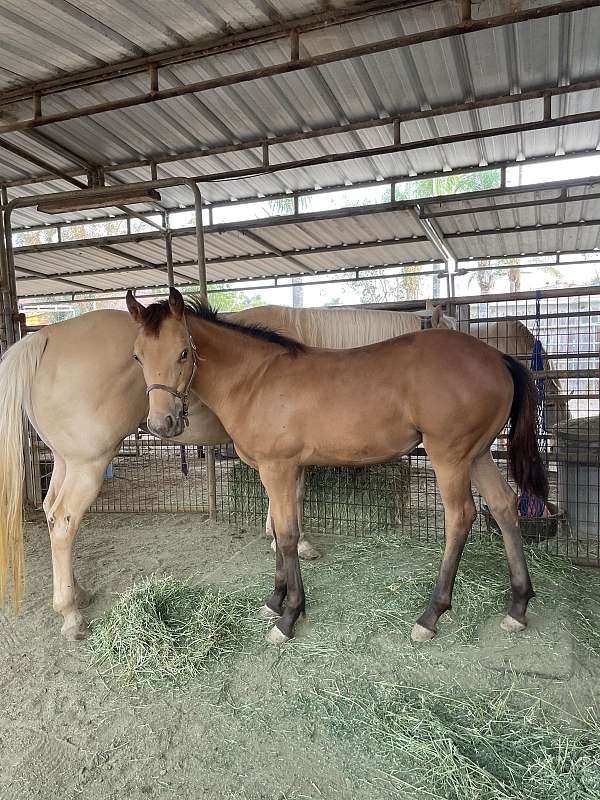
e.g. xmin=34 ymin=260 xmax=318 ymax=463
xmin=88 ymin=575 xmax=256 ymax=687
xmin=296 ymin=680 xmax=600 ymax=800
xmin=225 ymin=461 xmax=410 ymax=534
xmin=275 ymin=535 xmax=600 ymax=654
xmin=371 ymin=536 xmax=600 ymax=643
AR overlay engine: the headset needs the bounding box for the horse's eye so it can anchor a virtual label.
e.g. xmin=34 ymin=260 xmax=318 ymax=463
xmin=180 ymin=349 xmax=188 ymax=362
xmin=133 ymin=353 xmax=140 ymax=363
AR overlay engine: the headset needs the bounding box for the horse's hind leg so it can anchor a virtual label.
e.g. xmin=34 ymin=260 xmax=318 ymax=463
xmin=43 ymin=454 xmax=91 ymax=610
xmin=43 ymin=452 xmax=65 ymax=520
xmin=47 ymin=460 xmax=108 ymax=640
xmin=471 ymin=451 xmax=534 ymax=632
xmin=412 ymin=457 xmax=476 ymax=642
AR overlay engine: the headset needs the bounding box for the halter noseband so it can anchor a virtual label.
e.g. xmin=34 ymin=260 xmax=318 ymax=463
xmin=145 ymin=332 xmax=198 ymax=427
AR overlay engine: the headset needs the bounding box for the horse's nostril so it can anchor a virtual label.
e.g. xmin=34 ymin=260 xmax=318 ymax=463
xmin=165 ymin=414 xmax=175 ymax=431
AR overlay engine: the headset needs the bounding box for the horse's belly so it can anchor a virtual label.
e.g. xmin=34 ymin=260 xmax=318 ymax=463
xmin=304 ymin=429 xmax=420 ymax=467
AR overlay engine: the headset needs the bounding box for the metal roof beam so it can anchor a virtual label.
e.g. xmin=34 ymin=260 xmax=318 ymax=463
xmin=8 ymin=103 xmax=600 ymax=196
xmin=17 ymin=258 xmax=445 ymax=300
xmin=12 ymin=198 xmax=429 ymax=255
xmin=0 ymin=138 xmax=167 ymax=231
xmin=10 ymin=172 xmax=600 ymax=236
xmin=421 ymin=189 xmax=600 ymax=219
xmin=12 ymin=174 xmax=600 ymax=258
xmin=0 ymin=1 xmax=406 ymax=107
xmin=183 ymin=109 xmax=600 ymax=186
xmin=3 ymin=73 xmax=600 ymax=188
xmin=0 ymin=1 xmax=597 ymax=135
xmin=14 ymin=235 xmax=437 ymax=285
xmin=444 ymin=218 xmax=600 ymax=239
xmin=0 ymin=138 xmax=87 ymax=189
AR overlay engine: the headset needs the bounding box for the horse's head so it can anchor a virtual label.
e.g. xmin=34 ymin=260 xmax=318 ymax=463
xmin=126 ymin=288 xmax=197 ymax=439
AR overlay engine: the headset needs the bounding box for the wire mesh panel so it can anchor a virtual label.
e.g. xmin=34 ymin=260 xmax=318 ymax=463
xmin=38 ymin=432 xmax=211 ymax=513
xmin=32 ymin=289 xmax=599 ymax=566
xmin=215 ymin=290 xmax=599 ymax=565
xmin=452 ymin=291 xmax=600 ymax=564
xmin=92 ymin=434 xmax=210 ymax=512
xmin=217 ymin=458 xmax=412 ymax=536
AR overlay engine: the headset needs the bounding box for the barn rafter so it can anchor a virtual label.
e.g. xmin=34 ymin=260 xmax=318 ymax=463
xmin=2 ymin=0 xmax=600 ymax=313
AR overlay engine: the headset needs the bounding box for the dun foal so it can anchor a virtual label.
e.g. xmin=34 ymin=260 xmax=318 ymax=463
xmin=127 ymin=289 xmax=548 ymax=645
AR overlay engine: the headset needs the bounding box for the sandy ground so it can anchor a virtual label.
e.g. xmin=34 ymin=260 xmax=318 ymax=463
xmin=1 ymin=512 xmax=600 ymax=800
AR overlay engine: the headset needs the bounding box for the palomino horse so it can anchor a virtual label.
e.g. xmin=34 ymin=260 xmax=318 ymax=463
xmin=0 ymin=302 xmax=450 ymax=638
xmin=126 ymin=289 xmax=548 ymax=645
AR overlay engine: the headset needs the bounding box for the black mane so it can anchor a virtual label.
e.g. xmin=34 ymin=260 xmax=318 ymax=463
xmin=140 ymin=296 xmax=305 ymax=355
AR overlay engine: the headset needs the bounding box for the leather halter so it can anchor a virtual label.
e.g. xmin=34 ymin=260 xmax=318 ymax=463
xmin=145 ymin=331 xmax=198 ymax=428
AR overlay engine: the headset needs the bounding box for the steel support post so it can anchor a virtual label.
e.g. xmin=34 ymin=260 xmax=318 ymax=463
xmin=186 ymin=181 xmax=217 ymax=520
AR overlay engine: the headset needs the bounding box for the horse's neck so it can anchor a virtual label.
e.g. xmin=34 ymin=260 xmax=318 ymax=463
xmin=187 ymin=317 xmax=274 ymax=414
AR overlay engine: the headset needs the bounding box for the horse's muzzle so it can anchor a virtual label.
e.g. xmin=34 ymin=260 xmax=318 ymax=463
xmin=147 ymin=413 xmax=184 ymax=439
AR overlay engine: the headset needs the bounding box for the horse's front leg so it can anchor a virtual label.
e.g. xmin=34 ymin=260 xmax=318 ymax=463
xmin=267 ymin=467 xmax=320 ymax=559
xmin=259 ymin=463 xmax=305 ymax=644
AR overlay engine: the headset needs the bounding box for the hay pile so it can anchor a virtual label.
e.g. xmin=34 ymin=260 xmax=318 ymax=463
xmin=226 ymin=461 xmax=410 ymax=534
xmin=297 ymin=681 xmax=600 ymax=800
xmin=88 ymin=575 xmax=253 ymax=686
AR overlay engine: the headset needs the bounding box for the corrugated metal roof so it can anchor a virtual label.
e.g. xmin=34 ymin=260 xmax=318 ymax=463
xmin=3 ymin=2 xmax=600 ymax=196
xmin=430 ymin=184 xmax=600 ymax=257
xmin=3 ymin=0 xmax=600 ymax=294
xmin=12 ymin=205 xmax=441 ymax=296
xmin=15 ymin=181 xmax=600 ymax=297
xmin=0 ymin=0 xmax=332 ymax=90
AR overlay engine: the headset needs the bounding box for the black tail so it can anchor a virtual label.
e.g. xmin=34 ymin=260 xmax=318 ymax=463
xmin=502 ymin=355 xmax=549 ymax=502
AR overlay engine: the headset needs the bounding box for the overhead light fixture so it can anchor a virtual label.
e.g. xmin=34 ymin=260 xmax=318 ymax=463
xmin=37 ymin=188 xmax=162 ymax=215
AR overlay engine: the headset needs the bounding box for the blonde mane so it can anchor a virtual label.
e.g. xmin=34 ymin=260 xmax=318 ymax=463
xmin=232 ymin=305 xmax=452 ymax=349
xmin=270 ymin=306 xmax=423 ymax=348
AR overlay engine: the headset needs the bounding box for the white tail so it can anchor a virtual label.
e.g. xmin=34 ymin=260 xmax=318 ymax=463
xmin=0 ymin=331 xmax=47 ymax=609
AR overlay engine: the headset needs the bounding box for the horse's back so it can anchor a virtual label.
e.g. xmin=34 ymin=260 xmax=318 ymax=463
xmin=240 ymin=328 xmax=513 ymax=465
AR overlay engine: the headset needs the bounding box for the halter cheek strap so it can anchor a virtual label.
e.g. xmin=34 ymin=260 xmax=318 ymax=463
xmin=145 ymin=333 xmax=198 ymax=427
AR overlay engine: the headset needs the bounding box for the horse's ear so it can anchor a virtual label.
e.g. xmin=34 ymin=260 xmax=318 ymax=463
xmin=431 ymin=304 xmax=443 ymax=328
xmin=169 ymin=287 xmax=185 ymax=320
xmin=126 ymin=290 xmax=146 ymax=323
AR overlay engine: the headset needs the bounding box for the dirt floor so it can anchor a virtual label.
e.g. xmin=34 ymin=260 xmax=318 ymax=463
xmin=1 ymin=512 xmax=600 ymax=800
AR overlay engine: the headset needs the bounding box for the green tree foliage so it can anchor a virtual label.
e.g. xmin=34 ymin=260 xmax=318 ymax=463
xmin=357 ymin=171 xmax=502 ymax=303
xmin=357 ymin=268 xmax=428 ymax=304
xmin=395 ymin=169 xmax=501 ymax=201
xmin=207 ymin=288 xmax=264 ymax=311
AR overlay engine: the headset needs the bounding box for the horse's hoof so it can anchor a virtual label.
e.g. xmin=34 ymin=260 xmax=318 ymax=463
xmin=298 ymin=540 xmax=320 ymax=560
xmin=258 ymin=604 xmax=280 ymax=620
xmin=266 ymin=626 xmax=290 ymax=646
xmin=75 ymin=586 xmax=92 ymax=609
xmin=411 ymin=623 xmax=435 ymax=642
xmin=501 ymin=615 xmax=526 ymax=633
xmin=61 ymin=616 xmax=89 ymax=641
